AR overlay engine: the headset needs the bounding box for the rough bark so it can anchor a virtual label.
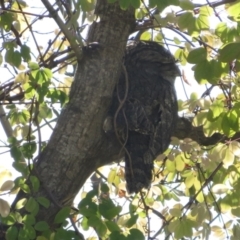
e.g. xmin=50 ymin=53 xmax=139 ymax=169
xmin=12 ymin=0 xmax=135 ymax=225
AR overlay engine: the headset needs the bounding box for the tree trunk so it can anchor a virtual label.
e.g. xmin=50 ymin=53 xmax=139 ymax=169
xmin=12 ymin=0 xmax=135 ymax=225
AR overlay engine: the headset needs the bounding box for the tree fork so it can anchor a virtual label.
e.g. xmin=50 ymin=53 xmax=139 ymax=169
xmin=12 ymin=0 xmax=135 ymax=225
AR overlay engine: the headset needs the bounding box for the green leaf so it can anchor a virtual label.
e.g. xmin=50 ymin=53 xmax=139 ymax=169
xmin=36 ymin=237 xmax=48 ymax=240
xmin=12 ymin=51 xmax=22 ymax=68
xmin=21 ymin=45 xmax=31 ymax=62
xmin=185 ymin=174 xmax=196 ymax=188
xmin=200 ymin=6 xmax=213 ymax=17
xmin=173 ymin=37 xmax=181 ymax=45
xmin=168 ymin=219 xmax=183 ymax=233
xmin=34 ymin=221 xmax=49 ymax=231
xmin=181 ymin=219 xmax=194 ymax=238
xmin=202 ymin=119 xmax=221 ymax=137
xmin=226 ymin=1 xmax=240 ymax=21
xmin=14 ymin=177 xmax=27 ymax=189
xmin=175 ymin=48 xmax=188 ymax=65
xmin=88 ymin=216 xmax=102 ymax=228
xmin=169 ymin=206 xmax=182 ymax=217
xmin=48 ymin=89 xmax=68 ymax=106
xmin=101 ymin=183 xmax=110 ymax=193
xmin=38 ymin=104 xmax=52 ymax=119
xmin=1 ymin=213 xmax=16 ymax=225
xmin=221 ymin=112 xmax=237 ymax=137
xmin=88 ymin=216 xmax=107 ymax=237
xmin=108 ymin=168 xmax=117 ymax=184
xmin=42 ymin=68 xmax=52 ymax=80
xmin=32 ymin=69 xmax=49 ymax=84
xmin=129 ymin=202 xmax=137 ymax=214
xmin=22 ymin=214 xmax=36 ymax=226
xmin=81 ymin=216 xmax=89 ymax=230
xmin=175 ymin=155 xmax=185 ymax=172
xmin=187 ymin=48 xmax=207 ymax=64
xmin=79 ymin=206 xmax=98 ymax=217
xmin=105 ymin=220 xmax=121 ymax=232
xmin=0 ymin=52 xmax=3 ymax=65
xmin=54 ymin=206 xmax=71 ymax=224
xmin=179 ymin=0 xmax=194 ymax=10
xmin=229 ymin=141 xmax=240 ymax=157
xmin=21 ymin=142 xmax=37 ymax=159
xmin=140 ymin=31 xmax=151 ymax=41
xmin=15 ymin=198 xmax=27 ymax=210
xmin=166 ymin=159 xmax=176 ymax=172
xmin=207 ymin=60 xmax=228 ymax=84
xmin=119 ymin=0 xmax=130 ymax=10
xmin=14 ymin=212 xmax=22 ymax=224
xmin=149 ymin=0 xmax=157 ymax=8
xmin=125 ymin=214 xmax=138 ymax=228
xmin=54 ymin=229 xmax=79 ymax=240
xmin=109 ymin=231 xmax=127 ymax=240
xmin=232 ymin=207 xmax=240 ymax=217
xmin=79 ymin=197 xmax=98 ymax=217
xmin=126 ymin=229 xmax=145 ymax=240
xmin=25 ymin=197 xmax=39 ymax=215
xmin=28 ymin=62 xmax=39 ymax=70
xmin=99 ymin=204 xmax=122 ymax=220
xmin=131 ymin=0 xmax=140 ymax=8
xmin=219 ymin=42 xmax=240 ymax=62
xmin=80 ymin=0 xmax=95 ymax=12
xmin=36 ymin=197 xmax=50 ymax=208
xmin=155 ymin=0 xmax=179 ymax=11
xmin=22 ymin=83 xmax=35 ymax=99
xmin=195 ymin=15 xmax=209 ymax=30
xmin=30 ymin=176 xmax=40 ymax=192
xmin=12 ymin=162 xmax=29 ymax=176
xmin=215 ymin=23 xmax=231 ymax=43
xmin=178 ymin=12 xmax=195 ymax=32
xmin=154 ymin=1 xmax=169 ymax=11
xmin=18 ymin=110 xmax=30 ymax=125
xmin=6 ymin=226 xmax=18 ymax=240
xmin=222 ymin=147 xmax=235 ymax=167
xmin=18 ymin=225 xmax=36 ymax=240
xmin=10 ymin=146 xmax=22 ymax=162
xmin=168 ymin=218 xmax=193 ymax=239
xmin=5 ymin=48 xmax=14 ymax=65
xmin=0 ymin=13 xmax=14 ymax=31
xmin=208 ymin=100 xmax=224 ymax=119
xmin=154 ymin=32 xmax=163 ymax=42
xmin=194 ymin=60 xmax=211 ymax=84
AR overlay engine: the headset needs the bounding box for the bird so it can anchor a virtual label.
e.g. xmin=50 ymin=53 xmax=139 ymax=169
xmin=110 ymin=41 xmax=180 ymax=193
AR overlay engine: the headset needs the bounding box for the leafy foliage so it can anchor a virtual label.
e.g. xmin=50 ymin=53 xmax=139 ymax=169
xmin=1 ymin=0 xmax=240 ymax=239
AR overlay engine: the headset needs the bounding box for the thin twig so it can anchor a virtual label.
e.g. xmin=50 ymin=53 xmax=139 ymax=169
xmin=41 ymin=0 xmax=83 ymax=58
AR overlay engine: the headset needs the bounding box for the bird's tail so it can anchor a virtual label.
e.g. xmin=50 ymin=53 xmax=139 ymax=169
xmin=124 ymin=132 xmax=154 ymax=193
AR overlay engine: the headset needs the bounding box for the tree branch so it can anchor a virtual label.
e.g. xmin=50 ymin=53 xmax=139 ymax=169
xmin=41 ymin=0 xmax=83 ymax=58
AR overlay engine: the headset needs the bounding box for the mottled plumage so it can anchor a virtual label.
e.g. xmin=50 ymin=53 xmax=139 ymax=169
xmin=111 ymin=41 xmax=179 ymax=193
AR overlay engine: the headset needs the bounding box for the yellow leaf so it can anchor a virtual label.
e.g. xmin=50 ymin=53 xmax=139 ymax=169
xmin=0 ymin=198 xmax=10 ymax=217
xmin=0 ymin=180 xmax=14 ymax=192
xmin=166 ymin=159 xmax=176 ymax=172
xmin=175 ymin=155 xmax=185 ymax=172
xmin=222 ymin=147 xmax=235 ymax=168
xmin=229 ymin=141 xmax=240 ymax=157
xmin=185 ymin=174 xmax=196 ymax=188
xmin=211 ymin=184 xmax=228 ymax=194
